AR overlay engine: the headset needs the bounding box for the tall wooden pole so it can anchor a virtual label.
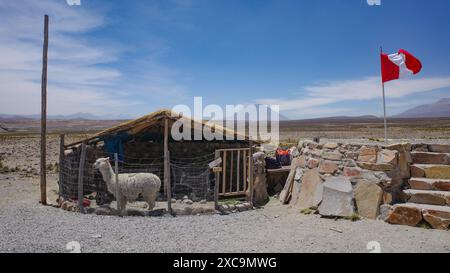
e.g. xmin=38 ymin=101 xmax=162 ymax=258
xmin=40 ymin=15 xmax=49 ymax=205
xmin=380 ymin=46 xmax=388 ymax=144
xmin=58 ymin=134 xmax=65 ymax=199
xmin=164 ymin=118 xmax=172 ymax=214
xmin=214 ymin=150 xmax=220 ymax=210
xmin=78 ymin=143 xmax=87 ymax=213
xmin=114 ymin=153 xmax=120 ymax=211
xmin=248 ymin=141 xmax=254 ymax=205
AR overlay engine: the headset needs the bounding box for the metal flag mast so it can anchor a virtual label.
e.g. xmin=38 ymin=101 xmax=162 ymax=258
xmin=380 ymin=46 xmax=388 ymax=144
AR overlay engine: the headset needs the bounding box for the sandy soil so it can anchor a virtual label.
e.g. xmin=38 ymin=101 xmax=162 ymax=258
xmin=0 ymin=182 xmax=449 ymax=253
xmin=0 ymin=133 xmax=449 ymax=253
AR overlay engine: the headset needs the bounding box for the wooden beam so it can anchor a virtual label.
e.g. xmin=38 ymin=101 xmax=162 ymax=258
xmin=248 ymin=141 xmax=254 ymax=204
xmin=229 ymin=151 xmax=233 ymax=193
xmin=216 ymin=148 xmax=252 ymax=152
xmin=222 ymin=151 xmax=227 ymax=194
xmin=58 ymin=134 xmax=65 ymax=199
xmin=114 ymin=153 xmax=120 ymax=211
xmin=166 ymin=150 xmax=172 ymax=215
xmin=218 ymin=191 xmax=247 ymax=197
xmin=164 ymin=118 xmax=172 ymax=214
xmin=78 ymin=143 xmax=87 ymax=213
xmin=236 ymin=150 xmax=240 ymax=192
xmin=40 ymin=15 xmax=49 ymax=206
xmin=243 ymin=150 xmax=247 ymax=192
xmin=214 ymin=150 xmax=220 ymax=210
xmin=163 ymin=118 xmax=169 ymax=196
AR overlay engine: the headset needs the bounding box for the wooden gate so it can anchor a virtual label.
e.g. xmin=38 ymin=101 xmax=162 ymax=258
xmin=213 ymin=147 xmax=254 ymax=206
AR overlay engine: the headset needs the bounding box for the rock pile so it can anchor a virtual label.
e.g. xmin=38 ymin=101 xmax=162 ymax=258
xmin=279 ymin=140 xmax=450 ymax=229
xmin=280 ymin=140 xmax=411 ymax=219
xmin=384 ymin=144 xmax=450 ymax=229
xmin=218 ymin=202 xmax=254 ymax=214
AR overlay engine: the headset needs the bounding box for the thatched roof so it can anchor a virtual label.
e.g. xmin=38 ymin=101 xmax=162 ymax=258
xmin=66 ymin=109 xmax=259 ymax=147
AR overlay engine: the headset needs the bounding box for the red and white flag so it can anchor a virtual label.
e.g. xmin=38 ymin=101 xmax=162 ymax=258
xmin=381 ymin=49 xmax=422 ymax=83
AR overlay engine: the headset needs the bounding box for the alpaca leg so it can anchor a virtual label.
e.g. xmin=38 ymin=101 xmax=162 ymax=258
xmin=117 ymin=195 xmax=127 ymax=216
xmin=145 ymin=192 xmax=156 ymax=211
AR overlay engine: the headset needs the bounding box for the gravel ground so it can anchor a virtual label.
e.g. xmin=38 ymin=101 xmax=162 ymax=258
xmin=0 ymin=178 xmax=449 ymax=253
xmin=1 ymin=134 xmax=449 ymax=253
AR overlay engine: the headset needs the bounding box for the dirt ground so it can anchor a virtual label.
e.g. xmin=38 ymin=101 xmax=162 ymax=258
xmin=1 ymin=120 xmax=449 ymax=253
xmin=0 ymin=174 xmax=449 ymax=253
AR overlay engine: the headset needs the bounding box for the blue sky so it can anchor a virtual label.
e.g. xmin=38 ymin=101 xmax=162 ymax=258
xmin=1 ymin=0 xmax=450 ymax=119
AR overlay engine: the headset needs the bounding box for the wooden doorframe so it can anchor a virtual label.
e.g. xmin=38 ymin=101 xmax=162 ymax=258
xmin=214 ymin=146 xmax=254 ymax=208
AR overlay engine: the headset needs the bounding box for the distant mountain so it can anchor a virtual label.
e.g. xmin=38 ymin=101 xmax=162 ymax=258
xmin=221 ymin=104 xmax=289 ymax=121
xmin=0 ymin=112 xmax=131 ymax=121
xmin=287 ymin=115 xmax=380 ymax=123
xmin=394 ymin=98 xmax=450 ymax=118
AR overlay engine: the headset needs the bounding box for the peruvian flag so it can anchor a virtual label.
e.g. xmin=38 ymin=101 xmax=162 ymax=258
xmin=381 ymin=49 xmax=422 ymax=83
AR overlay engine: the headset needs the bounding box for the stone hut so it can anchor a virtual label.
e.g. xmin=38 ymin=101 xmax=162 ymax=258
xmin=60 ymin=110 xmax=260 ymax=205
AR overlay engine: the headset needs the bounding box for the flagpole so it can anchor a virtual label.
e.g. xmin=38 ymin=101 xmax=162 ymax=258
xmin=380 ymin=46 xmax=388 ymax=144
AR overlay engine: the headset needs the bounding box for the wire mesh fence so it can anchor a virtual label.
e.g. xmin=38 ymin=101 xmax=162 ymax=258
xmin=58 ymin=149 xmax=217 ymax=209
xmin=170 ymin=152 xmax=216 ymax=202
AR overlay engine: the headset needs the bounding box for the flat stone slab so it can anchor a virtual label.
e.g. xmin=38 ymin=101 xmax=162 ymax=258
xmin=318 ymin=176 xmax=355 ymax=217
xmin=386 ymin=204 xmax=423 ymax=227
xmin=289 ymin=168 xmax=304 ymax=207
xmin=404 ymin=189 xmax=450 ymax=206
xmin=355 ymin=180 xmax=383 ymax=219
xmin=428 ymin=144 xmax=450 ymax=153
xmin=411 ymin=152 xmax=449 ymax=165
xmin=409 ymin=177 xmax=450 ymax=191
xmin=280 ymin=156 xmax=306 ymax=204
xmin=358 ymin=146 xmax=378 ymax=163
xmin=296 ymin=169 xmax=323 ymax=209
xmin=411 ymin=164 xmax=450 ymax=179
xmin=321 ymin=151 xmax=342 ymax=161
xmin=357 ymin=162 xmax=394 ymax=171
xmin=397 ymin=203 xmax=450 ymax=230
xmin=402 ymin=203 xmax=450 ymax=214
xmin=377 ymin=149 xmax=398 ymax=165
xmin=318 ymin=160 xmax=339 ymax=174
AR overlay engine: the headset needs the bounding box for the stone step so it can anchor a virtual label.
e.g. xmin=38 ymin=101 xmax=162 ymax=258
xmin=404 ymin=189 xmax=450 ymax=206
xmin=386 ymin=203 xmax=450 ymax=229
xmin=410 ymin=164 xmax=450 ymax=179
xmin=411 ymin=152 xmax=449 ymax=165
xmin=409 ymin=177 xmax=450 ymax=191
xmin=428 ymin=144 xmax=450 ymax=153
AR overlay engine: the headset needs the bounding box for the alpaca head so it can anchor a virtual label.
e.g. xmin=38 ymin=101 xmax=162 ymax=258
xmin=93 ymin=157 xmax=110 ymax=170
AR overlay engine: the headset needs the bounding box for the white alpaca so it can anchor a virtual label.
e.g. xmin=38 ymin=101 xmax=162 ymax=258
xmin=93 ymin=158 xmax=161 ymax=214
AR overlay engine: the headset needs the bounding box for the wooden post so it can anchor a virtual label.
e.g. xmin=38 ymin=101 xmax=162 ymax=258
xmin=243 ymin=150 xmax=247 ymax=192
xmin=166 ymin=151 xmax=172 ymax=215
xmin=58 ymin=134 xmax=65 ymax=198
xmin=114 ymin=153 xmax=120 ymax=211
xmin=77 ymin=143 xmax=87 ymax=213
xmin=229 ymin=151 xmax=234 ymax=192
xmin=248 ymin=141 xmax=254 ymax=205
xmin=214 ymin=150 xmax=220 ymax=210
xmin=222 ymin=151 xmax=227 ymax=194
xmin=40 ymin=15 xmax=49 ymax=205
xmin=164 ymin=118 xmax=172 ymax=214
xmin=236 ymin=150 xmax=240 ymax=192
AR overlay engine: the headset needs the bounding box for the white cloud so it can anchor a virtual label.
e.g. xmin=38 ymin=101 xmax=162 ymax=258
xmin=306 ymin=77 xmax=450 ymax=100
xmin=0 ymin=0 xmax=187 ymax=116
xmin=256 ymin=76 xmax=450 ymax=118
